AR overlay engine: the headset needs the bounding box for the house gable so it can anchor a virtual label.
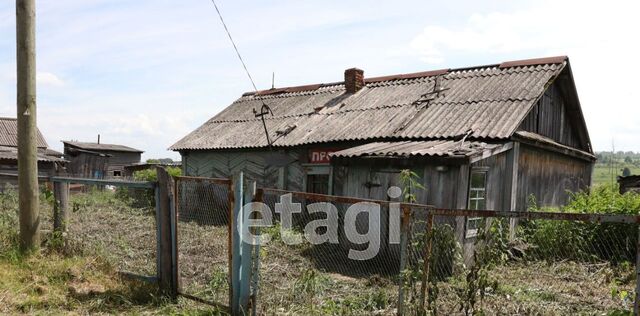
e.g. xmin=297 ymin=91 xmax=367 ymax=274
xmin=516 ymin=65 xmax=592 ymax=153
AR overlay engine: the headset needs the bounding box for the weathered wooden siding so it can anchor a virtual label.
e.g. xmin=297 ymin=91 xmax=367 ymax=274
xmin=183 ymin=150 xmax=304 ymax=191
xmin=470 ymin=151 xmax=509 ymax=212
xmin=516 ymin=144 xmax=592 ymax=210
xmin=65 ymin=152 xmax=109 ymax=178
xmin=518 ymin=82 xmax=583 ymax=150
xmin=0 ymin=161 xmax=57 ymax=191
xmin=64 ymin=148 xmax=140 ymax=179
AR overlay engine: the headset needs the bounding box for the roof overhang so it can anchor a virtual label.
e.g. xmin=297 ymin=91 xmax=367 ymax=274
xmin=329 ymin=140 xmax=510 ymax=163
xmin=513 ymin=131 xmax=595 ymax=162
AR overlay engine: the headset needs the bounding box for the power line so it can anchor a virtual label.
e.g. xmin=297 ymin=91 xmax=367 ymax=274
xmin=209 ymin=0 xmax=258 ymax=92
xmin=208 ymin=0 xmax=275 ymax=149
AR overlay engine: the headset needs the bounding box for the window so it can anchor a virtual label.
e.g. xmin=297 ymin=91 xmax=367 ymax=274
xmin=306 ymin=174 xmax=330 ymax=195
xmin=113 ymin=170 xmax=122 ymax=177
xmin=466 ymin=170 xmax=487 ymax=238
xmin=303 ymin=165 xmax=332 ymax=195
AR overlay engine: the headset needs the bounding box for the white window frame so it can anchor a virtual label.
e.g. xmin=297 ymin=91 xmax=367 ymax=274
xmin=466 ymin=168 xmax=488 ymax=238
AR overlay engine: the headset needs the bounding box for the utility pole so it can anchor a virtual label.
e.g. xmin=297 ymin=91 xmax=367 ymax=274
xmin=16 ymin=0 xmax=39 ymax=251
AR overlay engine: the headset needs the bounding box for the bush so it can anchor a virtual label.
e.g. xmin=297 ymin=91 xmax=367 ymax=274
xmin=132 ymin=166 xmax=181 ymax=182
xmin=115 ymin=167 xmax=182 ymax=208
xmin=0 ymin=187 xmax=19 ymax=257
xmin=520 ymin=184 xmax=640 ymax=264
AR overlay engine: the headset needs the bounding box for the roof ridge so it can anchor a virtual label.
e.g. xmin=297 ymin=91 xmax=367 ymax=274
xmin=239 ymin=56 xmax=567 ymax=97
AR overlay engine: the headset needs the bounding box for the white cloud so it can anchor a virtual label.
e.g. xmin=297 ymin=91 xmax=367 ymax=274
xmin=37 ymin=72 xmax=64 ymax=87
xmin=407 ymin=0 xmax=640 ymax=152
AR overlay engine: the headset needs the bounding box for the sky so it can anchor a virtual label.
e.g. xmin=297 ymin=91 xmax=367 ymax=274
xmin=0 ymin=0 xmax=638 ymax=160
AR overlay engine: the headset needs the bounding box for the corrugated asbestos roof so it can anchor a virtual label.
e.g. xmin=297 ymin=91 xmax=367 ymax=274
xmin=330 ymin=140 xmax=500 ymax=158
xmin=0 ymin=146 xmax=65 ymax=162
xmin=170 ymin=56 xmax=568 ymax=151
xmin=0 ymin=117 xmax=48 ymax=148
xmin=62 ymin=141 xmax=144 ymax=153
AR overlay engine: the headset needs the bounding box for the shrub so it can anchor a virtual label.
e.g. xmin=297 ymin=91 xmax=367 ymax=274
xmin=115 ymin=167 xmax=182 ymax=207
xmin=520 ymin=184 xmax=640 ymax=264
xmin=0 ymin=187 xmax=19 ymax=257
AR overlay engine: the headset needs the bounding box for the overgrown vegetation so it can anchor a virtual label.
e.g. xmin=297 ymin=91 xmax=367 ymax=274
xmin=521 ymin=184 xmax=640 ymax=264
xmin=115 ymin=166 xmax=182 ymax=207
xmin=0 ymin=187 xmax=222 ymax=315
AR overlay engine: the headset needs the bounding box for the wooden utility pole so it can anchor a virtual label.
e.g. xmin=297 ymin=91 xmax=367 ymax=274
xmin=16 ymin=0 xmax=40 ymax=251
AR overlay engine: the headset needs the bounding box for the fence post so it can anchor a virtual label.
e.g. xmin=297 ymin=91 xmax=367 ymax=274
xmin=420 ymin=212 xmax=434 ymax=312
xmin=250 ymin=188 xmax=263 ymax=316
xmin=52 ymin=177 xmax=69 ymax=236
xmin=232 ymin=172 xmax=254 ymax=315
xmin=397 ymin=204 xmax=411 ymax=316
xmin=156 ymin=167 xmax=178 ymax=299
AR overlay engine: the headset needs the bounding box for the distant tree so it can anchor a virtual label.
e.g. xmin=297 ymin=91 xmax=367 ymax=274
xmin=622 ymin=167 xmax=632 ymax=177
xmin=146 ymin=158 xmax=160 ymax=164
xmin=158 ymin=158 xmax=174 ymax=164
xmin=625 ymin=156 xmax=633 ymax=164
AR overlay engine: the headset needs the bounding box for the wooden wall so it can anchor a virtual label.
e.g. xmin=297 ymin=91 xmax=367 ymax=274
xmin=470 ymin=151 xmax=509 ymax=212
xmin=65 ymin=152 xmax=109 ymax=178
xmin=64 ymin=149 xmax=140 ymax=179
xmin=0 ymin=161 xmax=57 ymax=192
xmin=182 ymin=149 xmax=305 ymax=191
xmin=518 ymin=82 xmax=584 ymax=150
xmin=516 ymin=144 xmax=592 ymax=210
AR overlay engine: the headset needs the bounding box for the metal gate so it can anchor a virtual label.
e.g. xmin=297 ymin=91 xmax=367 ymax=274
xmin=174 ymin=175 xmax=234 ymax=312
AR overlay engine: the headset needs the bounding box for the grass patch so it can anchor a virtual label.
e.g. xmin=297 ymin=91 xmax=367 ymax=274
xmin=0 ymin=188 xmax=225 ymax=315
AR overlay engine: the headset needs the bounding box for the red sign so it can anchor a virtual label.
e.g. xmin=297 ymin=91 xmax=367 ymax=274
xmin=309 ymin=149 xmax=336 ymax=164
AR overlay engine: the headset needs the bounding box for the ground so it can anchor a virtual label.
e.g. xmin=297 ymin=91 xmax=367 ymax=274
xmin=0 ymin=251 xmax=222 ymax=315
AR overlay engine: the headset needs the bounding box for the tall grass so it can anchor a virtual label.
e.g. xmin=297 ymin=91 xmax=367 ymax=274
xmin=521 ymin=184 xmax=640 ymax=264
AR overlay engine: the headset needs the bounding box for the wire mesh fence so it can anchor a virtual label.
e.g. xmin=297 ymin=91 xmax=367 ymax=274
xmin=255 ymin=189 xmax=414 ymax=315
xmin=175 ymin=176 xmax=232 ymax=307
xmin=407 ymin=209 xmax=638 ymax=315
xmin=63 ymin=183 xmax=158 ymax=278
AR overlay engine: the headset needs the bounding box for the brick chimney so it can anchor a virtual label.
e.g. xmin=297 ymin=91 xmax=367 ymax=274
xmin=344 ymin=68 xmax=364 ymax=93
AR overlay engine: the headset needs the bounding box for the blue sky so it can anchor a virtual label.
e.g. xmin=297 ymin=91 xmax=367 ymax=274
xmin=0 ymin=0 xmax=638 ymax=159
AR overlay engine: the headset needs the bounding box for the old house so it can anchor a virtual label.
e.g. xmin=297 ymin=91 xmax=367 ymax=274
xmin=62 ymin=141 xmax=143 ymax=178
xmin=0 ymin=117 xmax=65 ymax=190
xmin=170 ymin=56 xmax=594 ymax=245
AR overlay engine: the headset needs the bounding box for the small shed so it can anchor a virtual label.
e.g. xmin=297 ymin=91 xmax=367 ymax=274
xmin=618 ymin=175 xmax=640 ymax=194
xmin=0 ymin=117 xmax=65 ymax=190
xmin=62 ymin=141 xmax=143 ymax=178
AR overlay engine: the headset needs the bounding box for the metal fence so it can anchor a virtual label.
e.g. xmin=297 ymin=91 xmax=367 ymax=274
xmin=254 ymin=188 xmax=422 ymax=315
xmin=46 ymin=174 xmax=639 ymax=315
xmin=408 ymin=208 xmax=639 ymax=315
xmin=249 ymin=188 xmax=639 ymax=315
xmin=174 ymin=176 xmax=233 ymax=310
xmin=50 ymin=176 xmax=158 ymax=280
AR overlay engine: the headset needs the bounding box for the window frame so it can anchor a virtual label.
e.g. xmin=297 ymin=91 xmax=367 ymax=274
xmin=302 ymin=164 xmax=333 ymax=195
xmin=466 ymin=167 xmax=488 ymax=238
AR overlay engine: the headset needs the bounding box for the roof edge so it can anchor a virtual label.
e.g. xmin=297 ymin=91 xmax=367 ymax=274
xmin=241 ymin=56 xmax=569 ymax=97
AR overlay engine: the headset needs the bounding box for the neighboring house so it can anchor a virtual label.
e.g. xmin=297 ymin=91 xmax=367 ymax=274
xmin=170 ymin=56 xmax=595 ymax=246
xmin=0 ymin=117 xmax=65 ymax=190
xmin=123 ymin=161 xmax=182 ymax=177
xmin=618 ymin=175 xmax=640 ymax=194
xmin=62 ymin=141 xmax=143 ymax=178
